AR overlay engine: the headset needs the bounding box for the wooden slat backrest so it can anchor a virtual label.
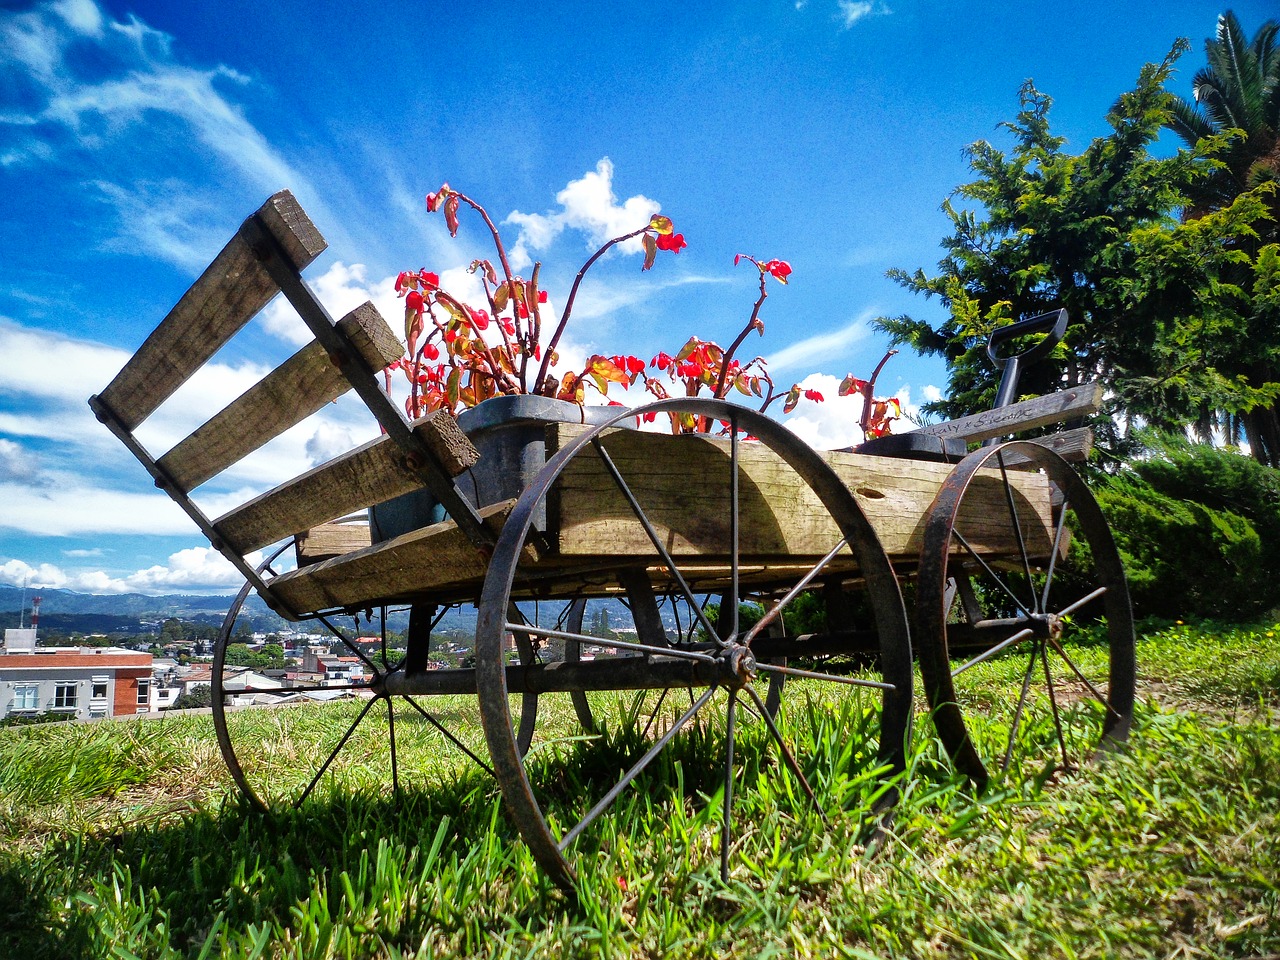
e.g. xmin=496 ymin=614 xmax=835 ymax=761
xmin=96 ymin=191 xmax=327 ymax=432
xmin=213 ymin=410 xmax=478 ymax=555
xmin=155 ymin=302 xmax=403 ymax=492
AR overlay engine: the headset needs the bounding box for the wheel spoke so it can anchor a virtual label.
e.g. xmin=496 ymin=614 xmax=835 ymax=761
xmin=755 ymin=660 xmax=896 ymax=691
xmin=996 ymin=451 xmax=1039 ymax=613
xmin=740 ymin=537 xmax=849 ymax=647
xmin=728 ymin=416 xmax=740 ymax=643
xmin=1040 ymin=496 xmax=1071 ymax=611
xmin=558 ymin=685 xmax=717 ymax=851
xmin=505 ymin=621 xmax=718 ymax=664
xmin=400 ymin=695 xmax=496 ymax=777
xmin=1000 ymin=643 xmax=1042 ymax=773
xmin=1045 ymin=634 xmax=1121 ymax=720
xmin=590 ymin=437 xmax=724 ymax=645
xmin=745 ymin=685 xmax=829 ymax=827
xmin=386 ymin=696 xmax=401 ymax=800
xmin=296 ymin=694 xmax=380 ymax=807
xmin=953 ymin=528 xmax=1035 ymax=619
xmin=639 ymin=687 xmax=670 ymax=738
xmin=950 ymin=626 xmax=1035 ymax=679
xmin=720 ymin=690 xmax=738 ymax=882
xmin=315 ymin=614 xmax=382 ymax=674
xmin=1040 ymin=642 xmax=1072 ymax=773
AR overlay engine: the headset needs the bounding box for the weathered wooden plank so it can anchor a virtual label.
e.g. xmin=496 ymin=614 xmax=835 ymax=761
xmin=266 ymin=500 xmax=518 ymax=615
xmin=95 ymin=191 xmax=327 ymax=432
xmin=295 ymin=521 xmax=372 ymax=565
xmin=213 ymin=410 xmax=477 ymax=555
xmin=910 ymin=382 xmax=1103 ymax=445
xmin=546 ymin=425 xmax=1054 ymax=563
xmin=997 ymin=427 xmax=1094 ymax=468
xmin=156 ymin=303 xmax=402 ymax=492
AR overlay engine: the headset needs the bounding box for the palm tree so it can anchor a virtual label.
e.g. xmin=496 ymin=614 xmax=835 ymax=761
xmin=1164 ymin=11 xmax=1280 ymax=466
xmin=1166 ymin=11 xmax=1279 ymax=225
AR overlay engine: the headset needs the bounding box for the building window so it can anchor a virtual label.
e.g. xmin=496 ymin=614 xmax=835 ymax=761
xmin=12 ymin=683 xmax=39 ymax=712
xmin=53 ymin=682 xmax=77 ymax=710
xmin=136 ymin=679 xmax=151 ymax=706
xmin=91 ymin=679 xmax=109 ymax=700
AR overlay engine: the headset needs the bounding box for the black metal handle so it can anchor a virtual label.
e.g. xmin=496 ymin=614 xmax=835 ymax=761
xmin=986 ymin=308 xmax=1067 ymax=411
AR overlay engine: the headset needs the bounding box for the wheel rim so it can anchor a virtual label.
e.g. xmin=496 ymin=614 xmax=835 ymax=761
xmin=475 ymin=397 xmax=913 ymax=890
xmin=915 ymin=441 xmax=1136 ymax=791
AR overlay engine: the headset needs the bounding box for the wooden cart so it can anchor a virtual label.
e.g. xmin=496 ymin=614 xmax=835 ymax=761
xmin=90 ymin=192 xmax=1134 ymax=890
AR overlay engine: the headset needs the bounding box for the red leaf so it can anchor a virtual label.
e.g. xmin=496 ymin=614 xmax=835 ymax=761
xmin=804 ymin=388 xmax=824 ymax=402
xmin=762 ymin=259 xmax=792 ymax=284
xmin=648 ymin=215 xmax=674 ymax=235
xmin=655 ymin=232 xmax=686 ymax=253
xmin=444 ymin=194 xmax=460 ymax=237
xmin=642 ymin=233 xmax=657 ymax=271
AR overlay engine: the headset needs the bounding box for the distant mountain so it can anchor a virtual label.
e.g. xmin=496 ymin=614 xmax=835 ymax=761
xmin=0 ymin=585 xmax=264 ymax=619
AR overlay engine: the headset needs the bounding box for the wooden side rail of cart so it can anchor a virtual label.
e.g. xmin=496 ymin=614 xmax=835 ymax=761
xmin=91 ymin=189 xmax=1135 ymax=894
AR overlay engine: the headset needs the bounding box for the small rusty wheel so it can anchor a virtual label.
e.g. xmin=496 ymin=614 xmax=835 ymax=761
xmin=915 ymin=442 xmax=1136 ymax=791
xmin=475 ymin=397 xmax=912 ymax=891
xmin=213 ymin=563 xmax=505 ymax=810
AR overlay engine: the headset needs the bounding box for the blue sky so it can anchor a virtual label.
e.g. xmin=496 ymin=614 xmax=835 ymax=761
xmin=0 ymin=0 xmax=1269 ymax=596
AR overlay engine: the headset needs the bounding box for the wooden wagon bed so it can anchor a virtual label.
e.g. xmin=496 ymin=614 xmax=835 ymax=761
xmin=267 ymin=422 xmax=1058 ymax=615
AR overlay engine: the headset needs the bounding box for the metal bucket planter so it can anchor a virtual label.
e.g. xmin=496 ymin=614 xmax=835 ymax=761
xmin=369 ymin=395 xmax=624 ymax=542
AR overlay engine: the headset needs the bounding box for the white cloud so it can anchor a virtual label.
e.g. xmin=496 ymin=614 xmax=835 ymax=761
xmin=781 ymin=375 xmax=920 ymax=449
xmin=261 ymin=260 xmax=402 ymax=347
xmin=0 ymin=546 xmax=252 ymax=595
xmin=836 ymin=1 xmax=890 ymax=29
xmin=765 ymin=316 xmax=873 ymax=375
xmin=505 ymin=159 xmax=662 ymax=270
xmin=0 ymin=438 xmax=40 ymax=483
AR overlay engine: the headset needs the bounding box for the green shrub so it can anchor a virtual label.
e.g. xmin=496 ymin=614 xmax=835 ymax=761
xmin=1092 ymin=439 xmax=1280 ymax=620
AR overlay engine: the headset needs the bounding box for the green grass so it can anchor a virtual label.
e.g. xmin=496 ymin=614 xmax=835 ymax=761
xmin=1 ymin=621 xmax=1278 ymax=958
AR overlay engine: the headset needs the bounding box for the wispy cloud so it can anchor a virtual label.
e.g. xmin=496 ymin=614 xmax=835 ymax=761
xmin=0 ymin=0 xmax=335 ymax=266
xmin=836 ymin=1 xmax=891 ymax=29
xmin=765 ymin=312 xmax=875 ymax=374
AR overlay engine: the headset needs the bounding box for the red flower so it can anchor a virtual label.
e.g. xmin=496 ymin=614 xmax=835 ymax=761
xmin=655 ymin=232 xmax=686 ymax=253
xmin=804 ymin=388 xmax=824 ymax=402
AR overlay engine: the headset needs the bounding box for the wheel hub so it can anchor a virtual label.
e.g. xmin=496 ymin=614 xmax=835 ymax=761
xmin=720 ymin=644 xmax=758 ymax=689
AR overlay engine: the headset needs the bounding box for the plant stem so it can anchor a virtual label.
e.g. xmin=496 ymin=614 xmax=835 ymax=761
xmin=859 ymin=348 xmax=899 ymax=436
xmin=715 ymin=272 xmax=768 ymax=398
xmin=533 ymin=226 xmax=650 ymax=396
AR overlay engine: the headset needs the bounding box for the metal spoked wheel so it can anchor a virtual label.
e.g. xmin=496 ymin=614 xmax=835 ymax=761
xmin=475 ymin=397 xmax=913 ymax=891
xmin=915 ymin=441 xmax=1136 ymax=792
xmin=212 ymin=564 xmax=507 ymax=810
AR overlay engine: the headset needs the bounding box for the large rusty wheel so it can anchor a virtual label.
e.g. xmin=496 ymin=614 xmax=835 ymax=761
xmin=915 ymin=441 xmax=1135 ymax=792
xmin=475 ymin=398 xmax=912 ymax=891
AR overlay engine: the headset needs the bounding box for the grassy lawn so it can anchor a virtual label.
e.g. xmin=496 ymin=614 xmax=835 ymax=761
xmin=1 ymin=620 xmax=1277 ymax=958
